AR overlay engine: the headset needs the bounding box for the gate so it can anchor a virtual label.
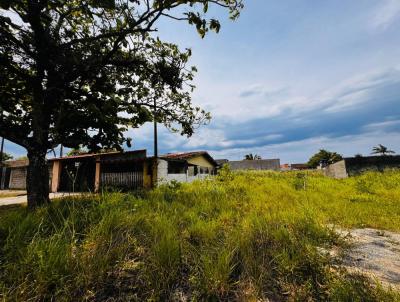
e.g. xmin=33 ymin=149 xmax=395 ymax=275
xmin=100 ymin=160 xmax=144 ymax=191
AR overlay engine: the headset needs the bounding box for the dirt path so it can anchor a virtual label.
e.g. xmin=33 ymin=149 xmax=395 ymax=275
xmin=339 ymin=228 xmax=400 ymax=289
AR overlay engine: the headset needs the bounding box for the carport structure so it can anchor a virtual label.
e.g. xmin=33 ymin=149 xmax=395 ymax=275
xmin=49 ymin=150 xmax=153 ymax=193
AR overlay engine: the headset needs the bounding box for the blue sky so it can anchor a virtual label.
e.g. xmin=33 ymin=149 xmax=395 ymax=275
xmin=4 ymin=0 xmax=400 ymax=163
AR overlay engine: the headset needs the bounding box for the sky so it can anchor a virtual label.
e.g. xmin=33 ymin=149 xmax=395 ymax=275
xmin=4 ymin=0 xmax=400 ymax=163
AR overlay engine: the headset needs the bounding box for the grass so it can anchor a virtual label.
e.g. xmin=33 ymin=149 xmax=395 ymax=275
xmin=0 ymin=168 xmax=399 ymax=301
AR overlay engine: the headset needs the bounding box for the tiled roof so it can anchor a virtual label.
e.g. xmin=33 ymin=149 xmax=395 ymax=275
xmin=48 ymin=149 xmax=146 ymax=161
xmin=161 ymin=151 xmax=207 ymax=159
xmin=48 ymin=153 xmax=101 ymax=161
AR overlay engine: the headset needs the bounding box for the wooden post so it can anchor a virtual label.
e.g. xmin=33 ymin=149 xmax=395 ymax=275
xmin=51 ymin=160 xmax=62 ymax=193
xmin=95 ymin=159 xmax=101 ymax=193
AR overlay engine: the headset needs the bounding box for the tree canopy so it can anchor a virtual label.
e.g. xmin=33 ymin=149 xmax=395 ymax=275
xmin=244 ymin=153 xmax=261 ymax=160
xmin=307 ymin=149 xmax=343 ymax=168
xmin=0 ymin=0 xmax=243 ymax=208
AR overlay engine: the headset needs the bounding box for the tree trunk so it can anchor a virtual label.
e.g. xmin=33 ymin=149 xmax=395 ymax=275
xmin=27 ymin=149 xmax=50 ymax=209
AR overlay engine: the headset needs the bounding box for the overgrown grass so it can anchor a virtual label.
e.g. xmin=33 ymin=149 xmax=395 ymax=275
xmin=0 ymin=169 xmax=399 ymax=301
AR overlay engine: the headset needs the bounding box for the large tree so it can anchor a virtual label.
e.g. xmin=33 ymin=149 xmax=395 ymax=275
xmin=307 ymin=149 xmax=343 ymax=168
xmin=0 ymin=0 xmax=243 ymax=209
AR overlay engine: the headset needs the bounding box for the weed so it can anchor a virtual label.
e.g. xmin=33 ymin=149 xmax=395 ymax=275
xmin=0 ymin=170 xmax=399 ymax=301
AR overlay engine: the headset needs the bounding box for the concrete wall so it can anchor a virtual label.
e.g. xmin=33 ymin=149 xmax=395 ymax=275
xmin=227 ymin=159 xmax=281 ymax=171
xmin=345 ymin=156 xmax=400 ymax=176
xmin=324 ymin=156 xmax=400 ymax=178
xmin=324 ymin=160 xmax=348 ymax=179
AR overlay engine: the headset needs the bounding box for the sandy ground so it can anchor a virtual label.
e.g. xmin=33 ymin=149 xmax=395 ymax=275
xmin=0 ymin=192 xmax=83 ymax=206
xmin=0 ymin=190 xmax=26 ymax=198
xmin=339 ymin=228 xmax=400 ymax=289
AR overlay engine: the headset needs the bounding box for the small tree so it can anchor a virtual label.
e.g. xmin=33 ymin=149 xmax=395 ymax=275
xmin=0 ymin=152 xmax=13 ymax=161
xmin=244 ymin=153 xmax=262 ymax=160
xmin=65 ymin=162 xmax=81 ymax=193
xmin=307 ymin=149 xmax=343 ymax=168
xmin=0 ymin=0 xmax=243 ymax=209
xmin=371 ymin=144 xmax=395 ymax=156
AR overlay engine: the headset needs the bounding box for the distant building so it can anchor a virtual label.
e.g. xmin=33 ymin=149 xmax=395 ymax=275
xmin=0 ymin=159 xmax=29 ymax=190
xmin=281 ymin=163 xmax=309 ymax=171
xmin=215 ymin=159 xmax=229 ymax=167
xmin=158 ymin=151 xmax=218 ymax=184
xmin=324 ymin=155 xmax=400 ymax=178
xmin=226 ymin=159 xmax=280 ymax=171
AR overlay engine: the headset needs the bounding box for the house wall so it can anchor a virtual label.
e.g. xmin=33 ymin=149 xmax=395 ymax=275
xmin=9 ymin=167 xmax=27 ymax=189
xmin=324 ymin=160 xmax=348 ymax=179
xmin=187 ymin=155 xmax=215 ymax=168
xmin=156 ymin=159 xmax=211 ymax=184
xmin=158 ymin=173 xmax=209 ymax=184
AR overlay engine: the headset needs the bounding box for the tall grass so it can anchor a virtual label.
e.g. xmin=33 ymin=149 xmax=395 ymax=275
xmin=0 ymin=169 xmax=399 ymax=301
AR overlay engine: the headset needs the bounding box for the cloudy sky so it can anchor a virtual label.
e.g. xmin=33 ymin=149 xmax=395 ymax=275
xmin=5 ymin=0 xmax=400 ymax=163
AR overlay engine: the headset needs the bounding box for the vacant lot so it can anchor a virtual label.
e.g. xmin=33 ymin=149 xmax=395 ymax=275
xmin=0 ymin=169 xmax=399 ymax=301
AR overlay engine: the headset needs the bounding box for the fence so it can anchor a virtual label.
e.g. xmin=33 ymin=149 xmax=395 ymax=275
xmin=100 ymin=160 xmax=144 ymax=190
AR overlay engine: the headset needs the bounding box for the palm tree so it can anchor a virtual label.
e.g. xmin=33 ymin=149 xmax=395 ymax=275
xmin=371 ymin=144 xmax=395 ymax=156
xmin=244 ymin=153 xmax=262 ymax=160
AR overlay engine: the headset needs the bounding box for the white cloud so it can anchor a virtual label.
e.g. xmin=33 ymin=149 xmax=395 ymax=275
xmin=371 ymin=0 xmax=400 ymax=30
xmin=319 ymin=68 xmax=400 ymax=113
xmin=209 ymin=131 xmax=400 ymax=163
xmin=362 ymin=119 xmax=400 ymax=131
xmin=197 ymin=67 xmax=400 ymax=123
xmin=182 ymin=128 xmax=283 ymax=149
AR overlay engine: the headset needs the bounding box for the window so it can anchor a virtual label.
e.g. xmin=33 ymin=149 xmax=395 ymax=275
xmin=199 ymin=167 xmax=209 ymax=174
xmin=168 ymin=161 xmax=186 ymax=174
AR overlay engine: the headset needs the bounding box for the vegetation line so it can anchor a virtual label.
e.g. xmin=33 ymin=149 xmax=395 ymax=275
xmin=0 ymin=169 xmax=399 ymax=301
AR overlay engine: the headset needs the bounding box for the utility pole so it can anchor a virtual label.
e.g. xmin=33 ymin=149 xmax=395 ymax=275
xmin=0 ymin=106 xmax=4 ymax=166
xmin=59 ymin=144 xmax=63 ymax=158
xmin=0 ymin=137 xmax=4 ymax=164
xmin=153 ymin=98 xmax=158 ymax=158
xmin=0 ymin=108 xmax=4 ymax=189
xmin=153 ymin=98 xmax=158 ymax=188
